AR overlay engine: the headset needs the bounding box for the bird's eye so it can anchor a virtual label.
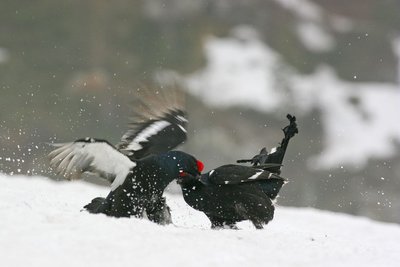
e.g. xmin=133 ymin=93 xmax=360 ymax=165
xmin=179 ymin=170 xmax=187 ymax=177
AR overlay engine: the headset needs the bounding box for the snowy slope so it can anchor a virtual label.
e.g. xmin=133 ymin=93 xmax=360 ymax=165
xmin=1 ymin=174 xmax=399 ymax=267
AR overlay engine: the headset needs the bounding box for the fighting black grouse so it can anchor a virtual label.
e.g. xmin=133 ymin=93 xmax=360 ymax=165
xmin=48 ymin=85 xmax=203 ymax=224
xmin=177 ymin=115 xmax=298 ymax=229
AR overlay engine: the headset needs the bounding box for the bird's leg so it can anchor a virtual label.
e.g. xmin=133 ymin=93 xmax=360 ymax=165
xmin=224 ymin=223 xmax=239 ymax=230
xmin=146 ymin=197 xmax=172 ymax=225
xmin=209 ymin=216 xmax=239 ymax=230
xmin=209 ymin=217 xmax=224 ymax=229
xmin=252 ymin=221 xmax=264 ymax=230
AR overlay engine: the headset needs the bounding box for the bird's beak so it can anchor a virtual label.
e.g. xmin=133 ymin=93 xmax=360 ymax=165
xmin=176 ymin=177 xmax=183 ymax=185
xmin=176 ymin=173 xmax=201 ymax=185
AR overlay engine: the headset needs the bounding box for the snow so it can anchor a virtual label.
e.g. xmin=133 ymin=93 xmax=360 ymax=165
xmin=185 ymin=27 xmax=400 ymax=169
xmin=1 ymin=174 xmax=400 ymax=267
xmin=186 ymin=26 xmax=285 ymax=112
xmin=292 ymin=67 xmax=400 ymax=168
xmin=296 ymin=22 xmax=336 ymax=52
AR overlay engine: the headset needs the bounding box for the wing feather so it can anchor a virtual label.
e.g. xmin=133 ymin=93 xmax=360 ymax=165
xmin=207 ymin=165 xmax=286 ymax=185
xmin=117 ymin=84 xmax=187 ymax=159
xmin=49 ymin=139 xmax=136 ymax=189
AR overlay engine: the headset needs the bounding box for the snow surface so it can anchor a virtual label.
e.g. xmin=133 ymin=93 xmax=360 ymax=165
xmin=185 ymin=27 xmax=400 ymax=169
xmin=1 ymin=174 xmax=400 ymax=267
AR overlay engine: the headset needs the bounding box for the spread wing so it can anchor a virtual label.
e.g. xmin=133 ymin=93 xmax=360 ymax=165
xmin=48 ymin=138 xmax=136 ymax=191
xmin=117 ymin=85 xmax=187 ymax=159
xmin=203 ymin=164 xmax=286 ymax=185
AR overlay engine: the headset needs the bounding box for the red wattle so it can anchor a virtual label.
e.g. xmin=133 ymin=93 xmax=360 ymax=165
xmin=197 ymin=160 xmax=204 ymax=172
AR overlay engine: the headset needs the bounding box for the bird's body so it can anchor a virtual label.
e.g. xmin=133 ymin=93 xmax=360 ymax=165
xmin=177 ymin=114 xmax=297 ymax=229
xmin=178 ymin=164 xmax=286 ymax=229
xmin=83 ymin=150 xmax=201 ymax=223
xmin=181 ymin=180 xmax=275 ymax=229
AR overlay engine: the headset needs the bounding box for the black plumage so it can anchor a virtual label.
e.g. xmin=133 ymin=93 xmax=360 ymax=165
xmin=237 ymin=114 xmax=298 ymax=173
xmin=178 ymin=165 xmax=286 ymax=229
xmin=83 ymin=149 xmax=202 ymax=222
xmin=48 ymin=85 xmax=196 ymax=224
xmin=48 ymin=82 xmax=298 ymax=228
xmin=177 ymin=115 xmax=298 ymax=229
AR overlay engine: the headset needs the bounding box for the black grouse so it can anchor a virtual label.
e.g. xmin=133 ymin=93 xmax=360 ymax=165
xmin=177 ymin=115 xmax=298 ymax=229
xmin=48 ymin=85 xmax=203 ymax=224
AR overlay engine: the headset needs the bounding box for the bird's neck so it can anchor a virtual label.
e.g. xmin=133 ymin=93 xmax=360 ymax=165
xmin=151 ymin=153 xmax=182 ymax=187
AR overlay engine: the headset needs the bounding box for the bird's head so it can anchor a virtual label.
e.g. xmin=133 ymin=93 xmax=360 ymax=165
xmin=177 ymin=158 xmax=204 ymax=185
xmin=160 ymin=151 xmax=204 ymax=185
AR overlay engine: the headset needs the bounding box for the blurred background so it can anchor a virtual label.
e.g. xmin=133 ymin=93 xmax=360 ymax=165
xmin=1 ymin=0 xmax=399 ymax=223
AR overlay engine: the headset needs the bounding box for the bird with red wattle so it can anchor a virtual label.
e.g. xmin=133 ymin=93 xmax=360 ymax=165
xmin=48 ymin=85 xmax=202 ymax=225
